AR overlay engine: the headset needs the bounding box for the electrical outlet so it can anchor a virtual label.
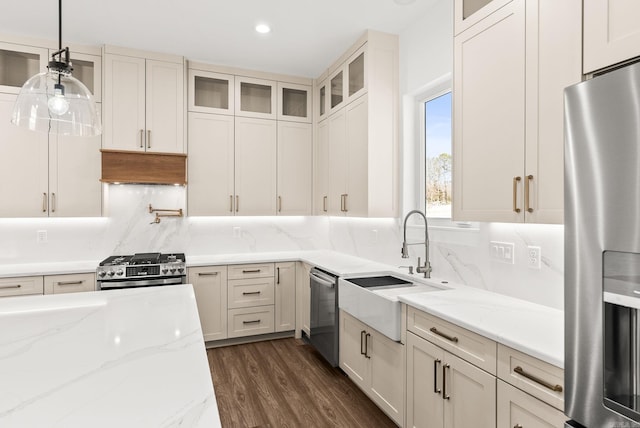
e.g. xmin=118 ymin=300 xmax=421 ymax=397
xmin=490 ymin=241 xmax=515 ymax=264
xmin=37 ymin=230 xmax=47 ymax=243
xmin=528 ymin=246 xmax=541 ymax=269
xmin=371 ymin=229 xmax=378 ymax=244
xmin=233 ymin=226 xmax=241 ymax=238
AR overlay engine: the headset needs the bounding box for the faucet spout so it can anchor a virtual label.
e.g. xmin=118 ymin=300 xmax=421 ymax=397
xmin=401 ymin=210 xmax=431 ymax=278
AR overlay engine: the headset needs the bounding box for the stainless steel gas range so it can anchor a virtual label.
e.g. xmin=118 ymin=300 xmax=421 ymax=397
xmin=97 ymin=252 xmax=186 ymax=290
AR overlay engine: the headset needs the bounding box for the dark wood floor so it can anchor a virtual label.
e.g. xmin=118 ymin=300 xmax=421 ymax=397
xmin=207 ymin=337 xmax=397 ymax=428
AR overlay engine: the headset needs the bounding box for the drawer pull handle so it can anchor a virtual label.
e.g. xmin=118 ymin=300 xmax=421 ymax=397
xmin=242 ymin=269 xmax=261 ymax=274
xmin=242 ymin=320 xmax=261 ymax=325
xmin=242 ymin=291 xmax=261 ymax=296
xmin=360 ymin=330 xmax=367 ymax=355
xmin=430 ymin=327 xmax=459 ymax=343
xmin=514 ymin=366 xmax=563 ymax=392
xmin=364 ymin=332 xmax=371 ymax=359
xmin=56 ymin=281 xmax=83 ymax=286
xmin=198 ymin=272 xmax=219 ymax=276
xmin=514 ymin=425 xmax=523 ymax=428
xmin=0 ymin=284 xmax=21 ymax=289
xmin=434 ymin=358 xmax=442 ymax=394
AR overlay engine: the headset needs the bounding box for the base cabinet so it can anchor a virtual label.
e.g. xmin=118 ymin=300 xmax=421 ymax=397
xmin=296 ymin=262 xmax=312 ymax=337
xmin=188 ymin=266 xmax=228 ymax=342
xmin=44 ymin=273 xmax=95 ymax=294
xmin=339 ymin=310 xmax=404 ymax=426
xmin=275 ymin=262 xmax=296 ymax=332
xmin=406 ymin=331 xmax=496 ymax=428
xmin=497 ymin=380 xmax=566 ymax=428
xmin=0 ymin=276 xmax=44 ymax=298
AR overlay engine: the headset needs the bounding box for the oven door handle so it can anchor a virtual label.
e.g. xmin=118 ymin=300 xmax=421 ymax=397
xmin=99 ymin=277 xmax=184 ymax=289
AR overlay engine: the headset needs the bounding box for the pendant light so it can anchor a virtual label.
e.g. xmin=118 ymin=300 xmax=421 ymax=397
xmin=11 ymin=0 xmax=101 ymax=137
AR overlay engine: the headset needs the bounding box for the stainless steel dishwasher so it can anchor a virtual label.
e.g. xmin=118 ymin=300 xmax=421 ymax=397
xmin=309 ymin=267 xmax=339 ymax=367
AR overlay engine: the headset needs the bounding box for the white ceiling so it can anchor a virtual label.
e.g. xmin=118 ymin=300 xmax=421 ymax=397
xmin=0 ymin=0 xmax=439 ymax=78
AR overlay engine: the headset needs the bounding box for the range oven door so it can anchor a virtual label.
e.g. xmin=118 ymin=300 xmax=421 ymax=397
xmin=309 ymin=268 xmax=338 ymax=367
xmin=98 ymin=276 xmax=186 ymax=290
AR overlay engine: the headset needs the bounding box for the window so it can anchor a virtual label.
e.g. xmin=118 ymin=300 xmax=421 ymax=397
xmin=422 ymin=91 xmax=452 ymax=218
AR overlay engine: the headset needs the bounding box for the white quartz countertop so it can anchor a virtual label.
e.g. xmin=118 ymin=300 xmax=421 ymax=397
xmin=0 ymin=284 xmax=220 ymax=427
xmin=399 ymin=286 xmax=564 ymax=368
xmin=0 ymin=250 xmax=564 ymax=368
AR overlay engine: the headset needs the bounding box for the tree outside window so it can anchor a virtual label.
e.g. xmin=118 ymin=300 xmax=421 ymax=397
xmin=424 ymin=91 xmax=452 ymax=218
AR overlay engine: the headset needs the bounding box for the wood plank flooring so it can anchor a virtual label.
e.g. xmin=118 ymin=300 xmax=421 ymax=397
xmin=207 ymin=337 xmax=397 ymax=428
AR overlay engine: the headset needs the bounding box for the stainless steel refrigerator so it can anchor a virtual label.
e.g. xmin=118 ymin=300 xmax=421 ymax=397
xmin=565 ymin=60 xmax=640 ymax=427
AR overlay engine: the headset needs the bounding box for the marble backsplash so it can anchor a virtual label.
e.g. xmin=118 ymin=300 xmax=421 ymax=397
xmin=0 ymin=184 xmax=564 ymax=309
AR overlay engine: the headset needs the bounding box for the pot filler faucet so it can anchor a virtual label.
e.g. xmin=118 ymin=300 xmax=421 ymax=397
xmin=401 ymin=210 xmax=432 ymax=278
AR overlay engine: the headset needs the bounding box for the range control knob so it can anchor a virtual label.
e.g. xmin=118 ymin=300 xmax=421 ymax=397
xmin=116 ymin=269 xmax=124 ymax=276
xmin=107 ymin=270 xmax=115 ymax=277
xmin=178 ymin=267 xmax=184 ymax=274
xmin=98 ymin=271 xmax=106 ymax=278
xmin=162 ymin=268 xmax=169 ymax=274
xmin=169 ymin=268 xmax=177 ymax=274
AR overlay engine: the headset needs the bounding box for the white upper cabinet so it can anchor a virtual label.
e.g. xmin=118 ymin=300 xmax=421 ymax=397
xmin=0 ymin=41 xmax=47 ymax=94
xmin=188 ymin=69 xmax=234 ymax=115
xmin=584 ymin=0 xmax=640 ymax=74
xmin=0 ymin=94 xmax=101 ymax=218
xmin=187 ymin=112 xmax=235 ymax=216
xmin=277 ymin=121 xmax=312 ymax=215
xmin=277 ymin=82 xmax=311 ymax=123
xmin=453 ymin=0 xmax=581 ymax=224
xmin=103 ymin=46 xmax=185 ymax=154
xmin=316 ymin=78 xmax=328 ymax=122
xmin=234 ymin=76 xmax=276 ymax=119
xmin=58 ymin=50 xmax=102 ymax=102
xmin=316 ymin=30 xmax=399 ymax=218
xmin=234 ymin=117 xmax=277 ymax=215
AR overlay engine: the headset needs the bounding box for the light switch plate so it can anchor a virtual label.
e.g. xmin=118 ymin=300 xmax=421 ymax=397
xmin=490 ymin=241 xmax=515 ymax=264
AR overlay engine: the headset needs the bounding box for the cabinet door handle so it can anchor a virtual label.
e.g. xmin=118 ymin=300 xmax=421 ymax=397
xmin=443 ymin=363 xmax=451 ymax=400
xmin=242 ymin=269 xmax=261 ymax=274
xmin=430 ymin=327 xmax=459 ymax=343
xmin=434 ymin=358 xmax=442 ymax=394
xmin=230 ymin=195 xmax=233 ymax=212
xmin=323 ymin=196 xmax=327 ymax=212
xmin=51 ymin=192 xmax=56 ymax=213
xmin=0 ymin=284 xmax=21 ymax=290
xmin=147 ymin=130 xmax=151 ymax=149
xmin=56 ymin=280 xmax=84 ymax=286
xmin=514 ymin=425 xmax=523 ymax=428
xmin=514 ymin=366 xmax=563 ymax=392
xmin=198 ymin=272 xmax=219 ymax=276
xmin=344 ymin=194 xmax=348 ymax=212
xmin=278 ymin=196 xmax=282 ymax=213
xmin=525 ymin=174 xmax=534 ymax=213
xmin=42 ymin=192 xmax=47 ymax=212
xmin=236 ymin=195 xmax=239 ymax=212
xmin=365 ymin=332 xmax=371 ymax=359
xmin=242 ymin=291 xmax=261 ymax=296
xmin=276 ymin=267 xmax=280 ymax=284
xmin=242 ymin=319 xmax=261 ymax=325
xmin=513 ymin=176 xmax=522 ymax=213
xmin=360 ymin=330 xmax=367 ymax=356
xmin=139 ymin=129 xmax=144 ymax=148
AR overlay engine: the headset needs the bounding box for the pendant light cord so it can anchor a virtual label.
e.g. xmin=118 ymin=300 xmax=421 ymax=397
xmin=58 ymin=0 xmax=62 ymax=51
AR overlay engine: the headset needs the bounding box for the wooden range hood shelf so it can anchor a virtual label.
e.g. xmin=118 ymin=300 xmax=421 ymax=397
xmin=101 ymin=149 xmax=187 ymax=185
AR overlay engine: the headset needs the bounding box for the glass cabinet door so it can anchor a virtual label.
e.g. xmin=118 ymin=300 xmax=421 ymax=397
xmin=57 ymin=51 xmax=101 ymax=102
xmin=188 ymin=69 xmax=234 ymax=115
xmin=347 ymin=48 xmax=366 ymax=103
xmin=234 ymin=76 xmax=276 ymax=119
xmin=454 ymin=0 xmax=514 ymax=35
xmin=277 ymin=82 xmax=311 ymax=123
xmin=0 ymin=42 xmax=48 ymax=94
xmin=329 ymin=67 xmax=345 ymax=114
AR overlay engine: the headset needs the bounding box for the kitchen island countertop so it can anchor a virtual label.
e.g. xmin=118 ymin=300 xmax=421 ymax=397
xmin=0 ymin=284 xmax=220 ymax=428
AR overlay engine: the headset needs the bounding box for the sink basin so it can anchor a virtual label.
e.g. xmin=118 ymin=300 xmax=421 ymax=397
xmin=339 ymin=273 xmax=445 ymax=341
xmin=344 ymin=275 xmax=412 ymax=289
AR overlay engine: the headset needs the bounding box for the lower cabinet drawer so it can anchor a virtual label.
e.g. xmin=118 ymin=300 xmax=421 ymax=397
xmin=228 ymin=277 xmax=275 ymax=309
xmin=0 ymin=276 xmax=44 ymax=297
xmin=44 ymin=273 xmax=96 ymax=294
xmin=497 ymin=380 xmax=566 ymax=428
xmin=227 ymin=305 xmax=275 ymax=338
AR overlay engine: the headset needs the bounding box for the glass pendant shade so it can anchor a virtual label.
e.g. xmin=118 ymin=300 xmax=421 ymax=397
xmin=11 ymin=69 xmax=101 ymax=137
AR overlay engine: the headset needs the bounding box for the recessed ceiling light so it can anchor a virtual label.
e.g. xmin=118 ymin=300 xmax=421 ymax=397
xmin=255 ymin=24 xmax=271 ymax=34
